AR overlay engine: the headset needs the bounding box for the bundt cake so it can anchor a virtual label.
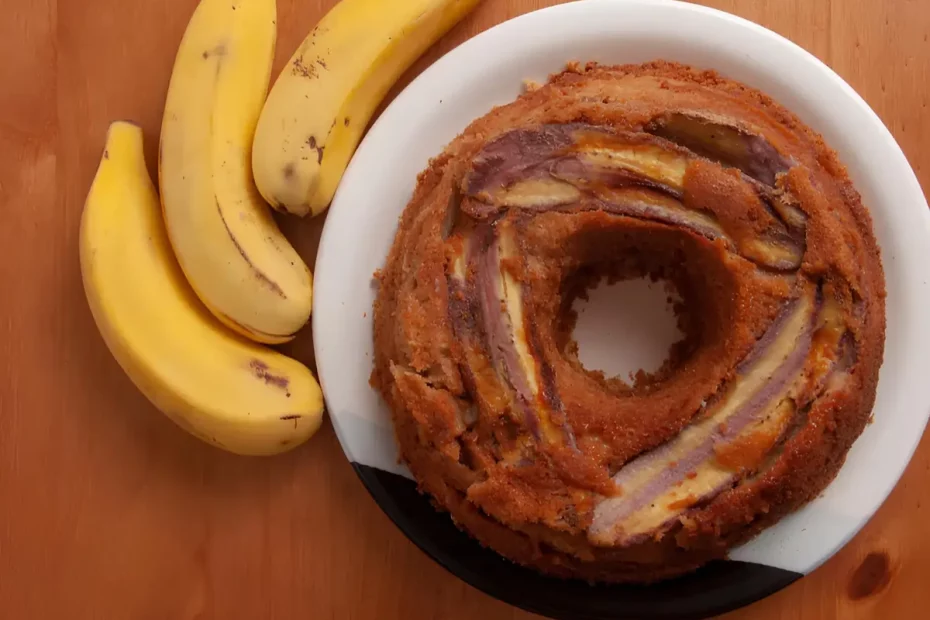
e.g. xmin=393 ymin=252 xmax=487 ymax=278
xmin=371 ymin=61 xmax=885 ymax=582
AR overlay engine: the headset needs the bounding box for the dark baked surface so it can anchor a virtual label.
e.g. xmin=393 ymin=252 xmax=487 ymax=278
xmin=371 ymin=61 xmax=885 ymax=583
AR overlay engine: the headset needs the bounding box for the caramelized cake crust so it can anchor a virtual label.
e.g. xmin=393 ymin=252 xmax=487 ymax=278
xmin=372 ymin=62 xmax=885 ymax=582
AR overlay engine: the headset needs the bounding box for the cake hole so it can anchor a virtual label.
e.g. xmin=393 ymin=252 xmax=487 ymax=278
xmin=572 ymin=277 xmax=684 ymax=383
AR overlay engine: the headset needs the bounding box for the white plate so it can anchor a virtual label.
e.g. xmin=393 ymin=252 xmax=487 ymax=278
xmin=313 ymin=0 xmax=930 ymax=616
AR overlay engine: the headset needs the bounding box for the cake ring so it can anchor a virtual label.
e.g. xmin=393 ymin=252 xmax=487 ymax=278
xmin=372 ymin=61 xmax=885 ymax=583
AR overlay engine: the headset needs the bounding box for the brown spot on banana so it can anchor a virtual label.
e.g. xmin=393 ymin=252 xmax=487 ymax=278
xmin=214 ymin=200 xmax=286 ymax=299
xmin=201 ymin=43 xmax=227 ymax=60
xmin=283 ymin=163 xmax=295 ymax=180
xmin=307 ymin=136 xmax=324 ymax=164
xmin=292 ymin=57 xmax=317 ymax=79
xmin=249 ymin=360 xmax=292 ymax=396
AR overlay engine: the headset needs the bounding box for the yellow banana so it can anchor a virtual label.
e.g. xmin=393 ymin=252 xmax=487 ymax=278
xmin=160 ymin=0 xmax=312 ymax=344
xmin=81 ymin=122 xmax=324 ymax=456
xmin=253 ymin=0 xmax=481 ymax=217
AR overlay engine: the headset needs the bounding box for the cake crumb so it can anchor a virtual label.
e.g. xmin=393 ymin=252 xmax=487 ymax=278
xmin=522 ymin=78 xmax=543 ymax=92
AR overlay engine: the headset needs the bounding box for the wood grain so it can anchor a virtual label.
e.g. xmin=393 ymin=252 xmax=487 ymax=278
xmin=1 ymin=0 xmax=928 ymax=618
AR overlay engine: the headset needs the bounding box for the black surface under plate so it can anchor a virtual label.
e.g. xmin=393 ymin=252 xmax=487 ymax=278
xmin=353 ymin=465 xmax=801 ymax=620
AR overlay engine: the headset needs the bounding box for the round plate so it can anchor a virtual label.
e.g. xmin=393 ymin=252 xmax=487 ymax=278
xmin=312 ymin=1 xmax=930 ymax=617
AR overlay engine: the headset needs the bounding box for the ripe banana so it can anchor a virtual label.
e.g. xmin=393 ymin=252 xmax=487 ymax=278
xmin=81 ymin=122 xmax=324 ymax=456
xmin=160 ymin=0 xmax=312 ymax=344
xmin=253 ymin=0 xmax=481 ymax=217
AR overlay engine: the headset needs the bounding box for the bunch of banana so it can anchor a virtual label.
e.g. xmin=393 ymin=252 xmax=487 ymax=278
xmin=160 ymin=0 xmax=312 ymax=344
xmin=81 ymin=0 xmax=481 ymax=454
xmin=80 ymin=122 xmax=324 ymax=456
xmin=253 ymin=0 xmax=482 ymax=217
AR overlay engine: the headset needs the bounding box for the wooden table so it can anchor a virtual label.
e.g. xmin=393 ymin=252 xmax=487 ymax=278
xmin=2 ymin=0 xmax=928 ymax=617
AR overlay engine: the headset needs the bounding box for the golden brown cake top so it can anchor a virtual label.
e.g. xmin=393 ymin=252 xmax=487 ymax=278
xmin=372 ymin=61 xmax=885 ymax=582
